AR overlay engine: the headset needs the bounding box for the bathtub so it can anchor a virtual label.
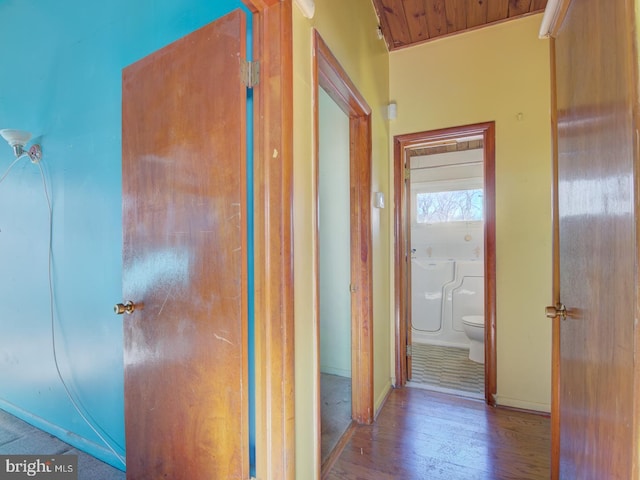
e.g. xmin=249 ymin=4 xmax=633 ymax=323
xmin=411 ymin=258 xmax=484 ymax=348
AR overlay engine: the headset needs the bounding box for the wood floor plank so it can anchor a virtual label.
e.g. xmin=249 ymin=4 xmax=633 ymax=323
xmin=326 ymin=387 xmax=550 ymax=480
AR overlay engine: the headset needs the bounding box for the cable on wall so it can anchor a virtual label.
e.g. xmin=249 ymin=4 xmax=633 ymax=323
xmin=0 ymin=141 xmax=126 ymax=467
xmin=0 ymin=156 xmax=23 ymax=185
xmin=35 ymin=162 xmax=126 ymax=467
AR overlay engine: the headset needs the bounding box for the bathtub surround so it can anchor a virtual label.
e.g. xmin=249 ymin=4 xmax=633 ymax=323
xmin=411 ymin=258 xmax=485 ymax=348
xmin=409 ymin=147 xmax=485 ymax=355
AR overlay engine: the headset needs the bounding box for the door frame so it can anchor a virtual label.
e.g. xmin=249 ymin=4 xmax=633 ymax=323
xmin=544 ymin=5 xmax=570 ymax=479
xmin=312 ymin=29 xmax=374 ymax=474
xmin=242 ymin=1 xmax=295 ymax=478
xmin=393 ymin=122 xmax=497 ymax=406
xmin=549 ymin=36 xmax=561 ymax=480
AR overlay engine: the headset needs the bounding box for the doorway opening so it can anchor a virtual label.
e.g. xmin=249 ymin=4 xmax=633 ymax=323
xmin=318 ymin=86 xmax=352 ymax=465
xmin=394 ymin=122 xmax=496 ymax=405
xmin=313 ymin=30 xmax=374 ymax=475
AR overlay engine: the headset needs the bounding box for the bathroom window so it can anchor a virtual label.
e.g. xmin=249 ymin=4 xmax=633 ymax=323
xmin=416 ymin=188 xmax=483 ymax=224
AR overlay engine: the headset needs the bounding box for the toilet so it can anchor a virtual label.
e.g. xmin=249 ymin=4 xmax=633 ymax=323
xmin=462 ymin=315 xmax=485 ymax=364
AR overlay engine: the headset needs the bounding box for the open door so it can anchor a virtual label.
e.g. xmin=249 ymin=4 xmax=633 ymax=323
xmin=549 ymin=0 xmax=640 ymax=477
xmin=120 ymin=10 xmax=248 ymax=479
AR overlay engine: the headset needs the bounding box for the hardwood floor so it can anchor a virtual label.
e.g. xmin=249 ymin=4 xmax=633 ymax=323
xmin=326 ymin=387 xmax=550 ymax=480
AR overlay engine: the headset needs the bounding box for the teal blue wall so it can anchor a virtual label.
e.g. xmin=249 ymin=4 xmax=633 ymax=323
xmin=0 ymin=0 xmax=247 ymax=470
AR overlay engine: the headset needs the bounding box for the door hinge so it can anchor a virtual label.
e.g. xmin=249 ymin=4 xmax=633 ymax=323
xmin=404 ymin=167 xmax=411 ymax=180
xmin=241 ymin=60 xmax=260 ymax=88
xmin=406 ymin=344 xmax=413 ymax=357
xmin=349 ymin=283 xmax=357 ymax=293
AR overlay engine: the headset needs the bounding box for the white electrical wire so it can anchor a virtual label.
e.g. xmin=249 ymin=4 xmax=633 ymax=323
xmin=0 ymin=156 xmax=23 ymax=185
xmin=35 ymin=162 xmax=127 ymax=467
xmin=2 ymin=154 xmax=126 ymax=466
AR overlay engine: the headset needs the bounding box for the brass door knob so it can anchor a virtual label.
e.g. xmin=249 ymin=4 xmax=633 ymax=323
xmin=114 ymin=301 xmax=136 ymax=315
xmin=545 ymin=303 xmax=566 ymax=320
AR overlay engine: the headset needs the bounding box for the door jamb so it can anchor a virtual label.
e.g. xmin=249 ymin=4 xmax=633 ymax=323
xmin=549 ymin=36 xmax=561 ymax=480
xmin=312 ymin=29 xmax=374 ymax=475
xmin=242 ymin=1 xmax=295 ymax=479
xmin=393 ymin=122 xmax=497 ymax=406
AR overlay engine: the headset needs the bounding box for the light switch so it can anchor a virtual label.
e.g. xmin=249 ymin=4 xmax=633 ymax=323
xmin=374 ymin=192 xmax=385 ymax=209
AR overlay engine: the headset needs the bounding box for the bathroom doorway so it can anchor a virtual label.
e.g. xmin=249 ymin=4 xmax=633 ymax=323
xmin=394 ymin=122 xmax=496 ymax=405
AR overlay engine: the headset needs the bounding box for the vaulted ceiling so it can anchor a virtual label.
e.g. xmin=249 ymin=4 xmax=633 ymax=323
xmin=371 ymin=0 xmax=548 ymax=50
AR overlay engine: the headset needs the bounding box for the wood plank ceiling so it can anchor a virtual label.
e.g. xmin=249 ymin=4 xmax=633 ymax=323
xmin=409 ymin=138 xmax=483 ymax=157
xmin=372 ymin=0 xmax=548 ymax=50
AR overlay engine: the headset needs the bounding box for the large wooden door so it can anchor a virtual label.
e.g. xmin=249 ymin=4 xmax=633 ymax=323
xmin=553 ymin=0 xmax=639 ymax=478
xmin=121 ymin=11 xmax=248 ymax=479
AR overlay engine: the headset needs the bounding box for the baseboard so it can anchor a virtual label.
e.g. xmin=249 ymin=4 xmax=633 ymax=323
xmin=320 ymin=421 xmax=355 ymax=479
xmin=0 ymin=398 xmax=125 ymax=471
xmin=493 ymin=395 xmax=551 ymax=414
xmin=320 ymin=366 xmax=351 ymax=378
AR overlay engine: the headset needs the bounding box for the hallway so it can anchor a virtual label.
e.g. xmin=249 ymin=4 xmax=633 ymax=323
xmin=325 ymin=387 xmax=550 ymax=479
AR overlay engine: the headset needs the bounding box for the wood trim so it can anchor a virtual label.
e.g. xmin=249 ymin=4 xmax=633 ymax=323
xmin=549 ymin=36 xmax=560 ymax=480
xmin=393 ymin=122 xmax=497 ymax=406
xmin=316 ymin=41 xmax=371 ymax=117
xmin=319 ymin=421 xmax=356 ymax=479
xmin=312 ymin=28 xmax=321 ymax=475
xmin=313 ymin=29 xmax=374 ymax=477
xmin=248 ymin=1 xmax=295 ymax=479
xmin=495 ymin=403 xmax=552 ymax=418
xmin=482 ymin=123 xmax=497 ymax=406
xmin=393 ymin=139 xmax=408 ymax=386
xmin=243 ymin=0 xmax=281 ymax=10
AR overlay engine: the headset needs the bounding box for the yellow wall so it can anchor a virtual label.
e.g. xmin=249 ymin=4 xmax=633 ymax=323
xmin=292 ymin=0 xmax=390 ymax=477
xmin=389 ymin=14 xmax=553 ymax=411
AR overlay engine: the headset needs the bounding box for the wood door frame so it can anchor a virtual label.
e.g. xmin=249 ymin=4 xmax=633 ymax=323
xmin=544 ymin=4 xmax=570 ymax=478
xmin=242 ymin=1 xmax=294 ymax=478
xmin=312 ymin=29 xmax=374 ymax=474
xmin=393 ymin=122 xmax=497 ymax=406
xmin=549 ymin=36 xmax=561 ymax=480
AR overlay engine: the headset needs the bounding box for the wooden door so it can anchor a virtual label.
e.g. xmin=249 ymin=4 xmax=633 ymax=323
xmin=553 ymin=0 xmax=639 ymax=477
xmin=121 ymin=11 xmax=248 ymax=479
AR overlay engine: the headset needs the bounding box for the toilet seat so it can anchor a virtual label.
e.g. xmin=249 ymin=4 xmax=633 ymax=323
xmin=462 ymin=315 xmax=484 ymax=326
